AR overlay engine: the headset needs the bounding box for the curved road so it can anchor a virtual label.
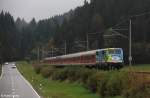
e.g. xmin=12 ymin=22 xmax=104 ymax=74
xmin=0 ymin=63 xmax=40 ymax=98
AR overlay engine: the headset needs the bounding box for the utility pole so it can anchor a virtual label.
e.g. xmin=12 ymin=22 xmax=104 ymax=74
xmin=129 ymin=18 xmax=132 ymax=66
xmin=86 ymin=32 xmax=101 ymax=51
xmin=41 ymin=47 xmax=45 ymax=59
xmin=64 ymin=40 xmax=67 ymax=55
xmin=37 ymin=47 xmax=40 ymax=63
xmin=86 ymin=34 xmax=89 ymax=51
xmin=104 ymin=12 xmax=150 ymax=66
xmin=51 ymin=48 xmax=53 ymax=57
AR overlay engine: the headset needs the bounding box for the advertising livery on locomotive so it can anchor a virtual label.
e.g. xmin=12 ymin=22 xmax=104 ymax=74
xmin=43 ymin=48 xmax=124 ymax=69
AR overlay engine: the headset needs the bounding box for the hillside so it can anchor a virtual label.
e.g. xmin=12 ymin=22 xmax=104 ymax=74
xmin=1 ymin=0 xmax=150 ymax=63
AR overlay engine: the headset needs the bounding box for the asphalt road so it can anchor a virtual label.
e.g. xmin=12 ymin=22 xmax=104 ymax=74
xmin=0 ymin=63 xmax=40 ymax=98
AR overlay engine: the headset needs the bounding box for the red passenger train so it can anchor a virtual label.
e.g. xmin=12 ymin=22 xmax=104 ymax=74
xmin=43 ymin=48 xmax=124 ymax=68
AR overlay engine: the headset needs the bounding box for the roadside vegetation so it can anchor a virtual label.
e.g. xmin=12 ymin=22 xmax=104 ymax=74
xmin=0 ymin=64 xmax=1 ymax=76
xmin=17 ymin=61 xmax=150 ymax=98
xmin=34 ymin=63 xmax=150 ymax=98
xmin=17 ymin=61 xmax=100 ymax=98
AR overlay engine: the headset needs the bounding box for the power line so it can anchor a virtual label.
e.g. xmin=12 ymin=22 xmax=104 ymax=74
xmin=112 ymin=11 xmax=150 ymax=28
xmin=131 ymin=11 xmax=150 ymax=17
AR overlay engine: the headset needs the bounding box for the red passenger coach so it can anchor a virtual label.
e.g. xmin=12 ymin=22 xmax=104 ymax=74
xmin=43 ymin=50 xmax=98 ymax=66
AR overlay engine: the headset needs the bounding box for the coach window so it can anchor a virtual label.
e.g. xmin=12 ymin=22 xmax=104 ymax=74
xmin=96 ymin=51 xmax=99 ymax=56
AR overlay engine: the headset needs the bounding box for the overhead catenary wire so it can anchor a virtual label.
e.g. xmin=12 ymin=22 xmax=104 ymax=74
xmin=112 ymin=11 xmax=150 ymax=28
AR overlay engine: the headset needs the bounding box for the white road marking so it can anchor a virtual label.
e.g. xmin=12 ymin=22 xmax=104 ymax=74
xmin=1 ymin=93 xmax=20 ymax=98
xmin=0 ymin=64 xmax=20 ymax=98
xmin=16 ymin=68 xmax=41 ymax=98
xmin=11 ymin=67 xmax=17 ymax=98
xmin=0 ymin=65 xmax=4 ymax=80
xmin=11 ymin=77 xmax=14 ymax=89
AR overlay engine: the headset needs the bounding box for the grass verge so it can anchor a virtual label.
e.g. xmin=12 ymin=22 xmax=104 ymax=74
xmin=17 ymin=61 xmax=150 ymax=98
xmin=0 ymin=64 xmax=1 ymax=77
xmin=16 ymin=61 xmax=100 ymax=98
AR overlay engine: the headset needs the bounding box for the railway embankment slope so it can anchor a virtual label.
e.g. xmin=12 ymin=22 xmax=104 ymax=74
xmin=17 ymin=61 xmax=100 ymax=98
xmin=17 ymin=62 xmax=150 ymax=98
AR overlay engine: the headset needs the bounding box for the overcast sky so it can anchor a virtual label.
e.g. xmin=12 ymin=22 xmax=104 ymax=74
xmin=0 ymin=0 xmax=90 ymax=22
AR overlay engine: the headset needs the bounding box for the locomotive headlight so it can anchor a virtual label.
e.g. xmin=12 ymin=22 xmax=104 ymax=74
xmin=112 ymin=56 xmax=121 ymax=60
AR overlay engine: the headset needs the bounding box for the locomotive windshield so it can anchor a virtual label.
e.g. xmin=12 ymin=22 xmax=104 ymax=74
xmin=99 ymin=49 xmax=122 ymax=56
xmin=96 ymin=48 xmax=123 ymax=62
xmin=108 ymin=49 xmax=121 ymax=54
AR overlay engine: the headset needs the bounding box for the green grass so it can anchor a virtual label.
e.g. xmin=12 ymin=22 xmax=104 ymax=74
xmin=0 ymin=64 xmax=2 ymax=77
xmin=121 ymin=64 xmax=150 ymax=72
xmin=16 ymin=62 xmax=150 ymax=98
xmin=17 ymin=61 xmax=100 ymax=98
xmin=0 ymin=64 xmax=1 ymax=76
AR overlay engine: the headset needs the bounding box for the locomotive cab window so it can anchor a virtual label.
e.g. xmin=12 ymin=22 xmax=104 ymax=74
xmin=108 ymin=49 xmax=121 ymax=54
xmin=96 ymin=51 xmax=99 ymax=55
xmin=102 ymin=51 xmax=105 ymax=55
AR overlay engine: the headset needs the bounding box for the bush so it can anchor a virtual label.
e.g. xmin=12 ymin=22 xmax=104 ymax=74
xmin=124 ymin=84 xmax=150 ymax=98
xmin=87 ymin=71 xmax=105 ymax=92
xmin=33 ymin=64 xmax=42 ymax=74
xmin=66 ymin=67 xmax=79 ymax=82
xmin=104 ymin=72 xmax=127 ymax=97
xmin=51 ymin=66 xmax=88 ymax=82
xmin=32 ymin=64 xmax=150 ymax=98
xmin=97 ymin=76 xmax=107 ymax=97
xmin=123 ymin=73 xmax=150 ymax=98
xmin=96 ymin=71 xmax=128 ymax=97
xmin=51 ymin=68 xmax=68 ymax=81
xmin=51 ymin=67 xmax=94 ymax=82
xmin=77 ymin=68 xmax=94 ymax=84
xmin=41 ymin=66 xmax=55 ymax=78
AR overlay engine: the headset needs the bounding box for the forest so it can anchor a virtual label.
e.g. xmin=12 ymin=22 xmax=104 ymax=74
xmin=0 ymin=0 xmax=150 ymax=63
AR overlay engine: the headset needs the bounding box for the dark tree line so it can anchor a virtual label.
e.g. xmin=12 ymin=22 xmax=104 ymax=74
xmin=1 ymin=0 xmax=150 ymax=63
xmin=0 ymin=12 xmax=19 ymax=62
xmin=54 ymin=0 xmax=150 ymax=63
xmin=0 ymin=11 xmax=69 ymax=62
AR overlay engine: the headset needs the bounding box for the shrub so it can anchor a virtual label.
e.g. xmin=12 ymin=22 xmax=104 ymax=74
xmin=104 ymin=72 xmax=127 ymax=96
xmin=33 ymin=64 xmax=42 ymax=74
xmin=66 ymin=67 xmax=79 ymax=82
xmin=52 ymin=66 xmax=84 ymax=82
xmin=32 ymin=64 xmax=150 ymax=98
xmin=87 ymin=71 xmax=105 ymax=92
xmin=77 ymin=68 xmax=94 ymax=84
xmin=97 ymin=75 xmax=107 ymax=97
xmin=96 ymin=71 xmax=128 ymax=97
xmin=51 ymin=67 xmax=94 ymax=82
xmin=123 ymin=73 xmax=150 ymax=98
xmin=41 ymin=66 xmax=55 ymax=78
xmin=51 ymin=68 xmax=68 ymax=81
xmin=123 ymin=84 xmax=150 ymax=98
